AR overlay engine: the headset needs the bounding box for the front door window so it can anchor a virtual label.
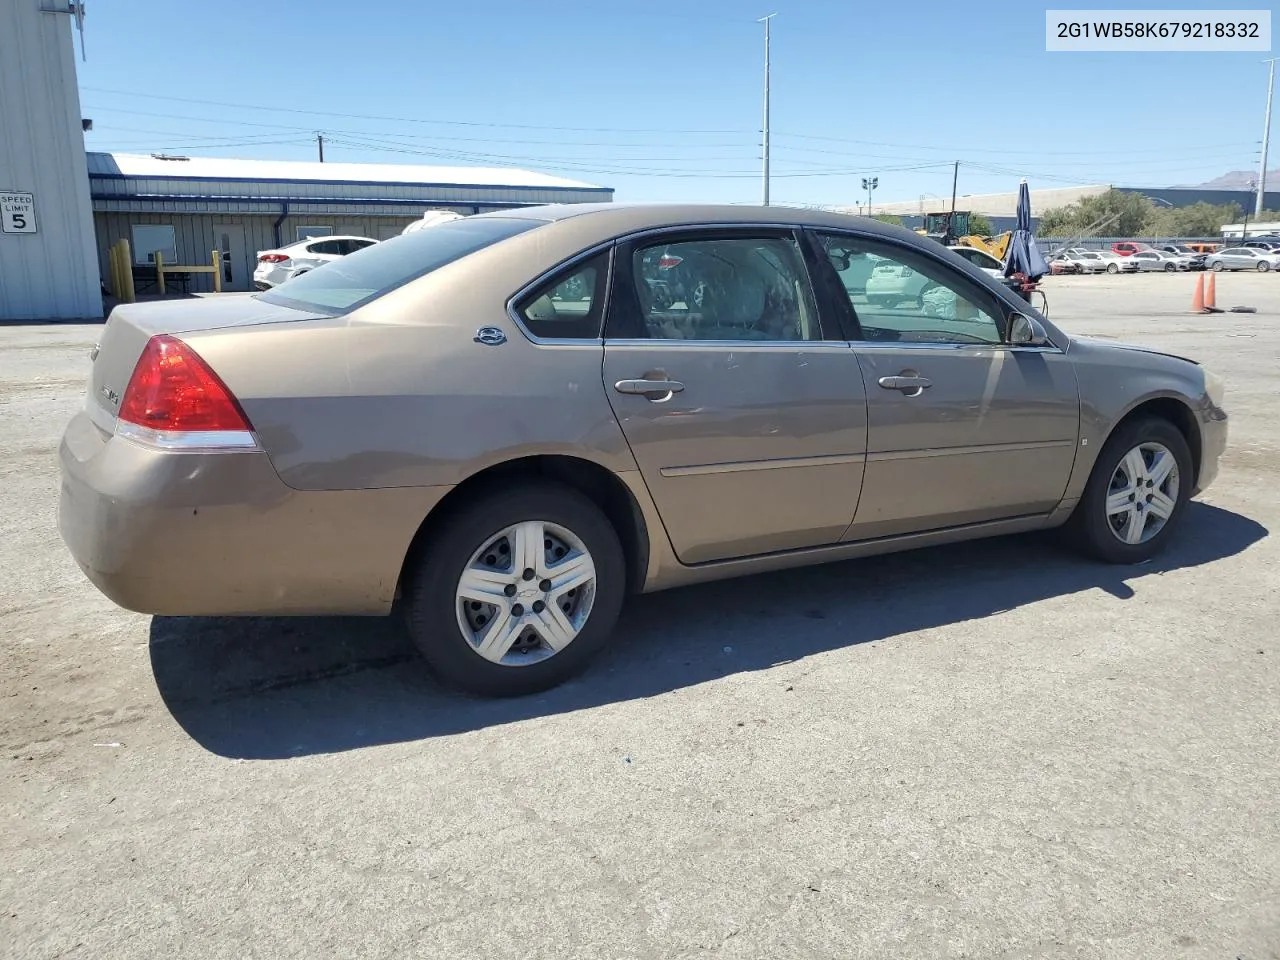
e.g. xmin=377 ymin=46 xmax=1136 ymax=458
xmin=815 ymin=233 xmax=1003 ymax=345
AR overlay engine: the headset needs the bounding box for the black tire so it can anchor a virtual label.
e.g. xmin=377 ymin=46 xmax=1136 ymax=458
xmin=1063 ymin=417 xmax=1193 ymax=564
xmin=1164 ymin=263 xmax=1176 ymax=273
xmin=1212 ymin=260 xmax=1225 ymax=272
xmin=402 ymin=482 xmax=625 ymax=696
xmin=1258 ymin=261 xmax=1271 ymax=273
xmin=1107 ymin=263 xmax=1119 ymax=274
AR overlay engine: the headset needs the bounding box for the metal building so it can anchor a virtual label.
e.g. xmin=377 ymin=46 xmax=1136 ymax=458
xmin=0 ymin=0 xmax=100 ymax=321
xmin=89 ymin=153 xmax=613 ymax=293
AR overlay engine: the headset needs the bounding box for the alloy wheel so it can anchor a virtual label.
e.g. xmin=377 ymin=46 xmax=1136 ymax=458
xmin=455 ymin=520 xmax=597 ymax=666
xmin=1105 ymin=442 xmax=1180 ymax=545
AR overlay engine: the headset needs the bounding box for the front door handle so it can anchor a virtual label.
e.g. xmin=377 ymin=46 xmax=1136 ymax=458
xmin=877 ymin=375 xmax=932 ymax=395
xmin=614 ymin=378 xmax=685 ymax=401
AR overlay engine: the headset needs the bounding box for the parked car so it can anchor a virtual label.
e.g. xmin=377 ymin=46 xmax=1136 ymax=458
xmin=1130 ymin=250 xmax=1192 ymax=272
xmin=1085 ymin=252 xmax=1146 ymax=273
xmin=253 ymin=235 xmax=379 ymax=289
xmin=59 ymin=206 xmax=1229 ymax=696
xmin=1111 ymin=241 xmax=1151 ymax=257
xmin=1241 ymin=239 xmax=1280 ymax=251
xmin=1206 ymin=246 xmax=1280 ymax=272
xmin=1052 ymin=251 xmax=1109 ymax=274
xmin=1157 ymin=244 xmax=1208 ymax=269
xmin=1048 ymin=258 xmax=1081 ymax=275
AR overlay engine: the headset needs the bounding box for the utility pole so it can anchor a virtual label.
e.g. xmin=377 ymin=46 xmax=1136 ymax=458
xmin=861 ymin=176 xmax=878 ymax=216
xmin=758 ymin=14 xmax=776 ymax=206
xmin=317 ymin=132 xmax=325 ymax=163
xmin=1258 ymin=59 xmax=1277 ymax=216
xmin=945 ymin=160 xmax=960 ymax=242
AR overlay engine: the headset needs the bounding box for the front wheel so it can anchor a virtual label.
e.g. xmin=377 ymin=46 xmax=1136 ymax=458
xmin=1107 ymin=263 xmax=1119 ymax=274
xmin=402 ymin=483 xmax=625 ymax=696
xmin=1258 ymin=261 xmax=1271 ymax=273
xmin=1212 ymin=261 xmax=1225 ymax=272
xmin=1164 ymin=263 xmax=1177 ymax=273
xmin=1063 ymin=418 xmax=1192 ymax=564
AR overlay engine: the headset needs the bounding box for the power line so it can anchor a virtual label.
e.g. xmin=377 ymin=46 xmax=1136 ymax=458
xmin=81 ymin=86 xmax=753 ymax=135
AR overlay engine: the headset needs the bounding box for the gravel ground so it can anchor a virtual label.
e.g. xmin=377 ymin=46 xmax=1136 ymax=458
xmin=2 ymin=271 xmax=1278 ymax=959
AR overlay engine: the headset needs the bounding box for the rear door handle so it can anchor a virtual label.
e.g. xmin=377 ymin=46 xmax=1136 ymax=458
xmin=614 ymin=378 xmax=685 ymax=401
xmin=878 ymin=375 xmax=932 ymax=394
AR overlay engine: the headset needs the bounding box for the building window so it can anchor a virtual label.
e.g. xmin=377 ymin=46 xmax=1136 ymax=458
xmin=131 ymin=225 xmax=177 ymax=265
xmin=296 ymin=225 xmax=333 ymax=241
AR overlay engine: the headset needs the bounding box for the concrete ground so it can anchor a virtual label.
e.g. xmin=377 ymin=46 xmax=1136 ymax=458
xmin=2 ymin=271 xmax=1277 ymax=959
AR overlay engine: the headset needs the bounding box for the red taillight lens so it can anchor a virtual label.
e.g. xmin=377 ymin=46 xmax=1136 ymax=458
xmin=658 ymin=255 xmax=682 ymax=269
xmin=258 ymin=253 xmax=289 ymax=263
xmin=116 ymin=335 xmax=256 ymax=449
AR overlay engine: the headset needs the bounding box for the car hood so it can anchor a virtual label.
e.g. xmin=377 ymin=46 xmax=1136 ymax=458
xmin=1071 ymin=335 xmax=1199 ymax=366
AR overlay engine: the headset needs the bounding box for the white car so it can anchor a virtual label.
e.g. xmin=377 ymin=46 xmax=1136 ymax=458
xmin=1130 ymin=250 xmax=1193 ymax=273
xmin=1052 ymin=250 xmax=1109 ymax=274
xmin=864 ymin=245 xmax=1003 ymax=307
xmin=402 ymin=211 xmax=465 ymax=235
xmin=1064 ymin=248 xmax=1138 ymax=274
xmin=253 ymin=235 xmax=379 ymax=289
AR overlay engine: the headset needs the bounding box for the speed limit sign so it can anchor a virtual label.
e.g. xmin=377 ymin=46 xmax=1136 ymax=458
xmin=1 ymin=193 xmax=37 ymax=234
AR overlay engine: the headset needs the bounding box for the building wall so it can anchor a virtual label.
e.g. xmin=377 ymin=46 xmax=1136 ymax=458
xmin=0 ymin=1 xmax=101 ymax=320
xmin=94 ymin=212 xmax=432 ymax=294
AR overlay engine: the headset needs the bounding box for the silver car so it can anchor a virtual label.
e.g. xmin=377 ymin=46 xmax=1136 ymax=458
xmin=1206 ymin=247 xmax=1280 ymax=272
xmin=1130 ymin=250 xmax=1191 ymax=273
xmin=58 ymin=204 xmax=1230 ymax=696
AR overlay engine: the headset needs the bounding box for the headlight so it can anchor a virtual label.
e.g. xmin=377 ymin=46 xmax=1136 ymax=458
xmin=1204 ymin=367 xmax=1226 ymax=408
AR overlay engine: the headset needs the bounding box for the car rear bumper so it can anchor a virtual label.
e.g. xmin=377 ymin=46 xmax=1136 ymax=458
xmin=58 ymin=411 xmax=449 ymax=616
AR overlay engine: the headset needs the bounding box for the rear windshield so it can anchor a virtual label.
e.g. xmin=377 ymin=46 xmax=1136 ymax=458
xmin=258 ymin=216 xmax=542 ymax=314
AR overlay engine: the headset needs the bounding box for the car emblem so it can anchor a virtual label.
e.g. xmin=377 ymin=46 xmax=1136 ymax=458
xmin=101 ymin=386 xmax=120 ymax=405
xmin=473 ymin=326 xmax=507 ymax=346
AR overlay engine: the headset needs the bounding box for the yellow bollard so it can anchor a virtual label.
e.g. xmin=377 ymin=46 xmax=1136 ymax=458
xmin=119 ymin=238 xmax=136 ymax=303
xmin=155 ymin=251 xmax=166 ymax=296
xmin=108 ymin=243 xmax=120 ymax=299
xmin=212 ymin=249 xmax=222 ymax=293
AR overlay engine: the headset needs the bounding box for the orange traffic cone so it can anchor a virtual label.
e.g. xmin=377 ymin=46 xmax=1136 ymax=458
xmin=1205 ymin=271 xmax=1217 ymax=309
xmin=1191 ymin=273 xmax=1206 ymax=313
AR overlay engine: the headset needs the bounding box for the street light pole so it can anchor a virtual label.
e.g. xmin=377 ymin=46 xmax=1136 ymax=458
xmin=758 ymin=14 xmax=776 ymax=206
xmin=861 ymin=176 xmax=878 ymax=216
xmin=1258 ymin=58 xmax=1277 ymax=216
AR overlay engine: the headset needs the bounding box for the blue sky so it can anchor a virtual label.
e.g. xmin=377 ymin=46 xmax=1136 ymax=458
xmin=76 ymin=0 xmax=1274 ymax=206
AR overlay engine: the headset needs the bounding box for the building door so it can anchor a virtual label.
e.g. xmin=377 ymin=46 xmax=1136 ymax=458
xmin=214 ymin=223 xmax=249 ymax=292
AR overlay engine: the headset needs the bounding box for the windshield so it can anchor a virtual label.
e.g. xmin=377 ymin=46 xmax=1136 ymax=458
xmin=258 ymin=216 xmax=542 ymax=314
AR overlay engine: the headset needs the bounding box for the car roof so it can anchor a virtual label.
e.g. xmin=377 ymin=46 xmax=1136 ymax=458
xmin=471 ymin=202 xmax=927 ymax=240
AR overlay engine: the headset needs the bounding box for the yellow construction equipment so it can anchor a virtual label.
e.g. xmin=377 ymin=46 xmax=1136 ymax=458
xmin=955 ymin=232 xmax=1012 ymax=261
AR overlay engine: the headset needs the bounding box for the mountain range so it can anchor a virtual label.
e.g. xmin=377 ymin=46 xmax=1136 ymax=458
xmin=1172 ymin=169 xmax=1280 ymax=189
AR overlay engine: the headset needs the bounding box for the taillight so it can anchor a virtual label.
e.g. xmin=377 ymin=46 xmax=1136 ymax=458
xmin=115 ymin=335 xmax=257 ymax=451
xmin=658 ymin=255 xmax=682 ymax=269
xmin=258 ymin=253 xmax=289 ymax=263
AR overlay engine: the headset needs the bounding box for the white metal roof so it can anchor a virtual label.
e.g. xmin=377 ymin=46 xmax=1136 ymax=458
xmin=85 ymin=152 xmax=606 ymax=191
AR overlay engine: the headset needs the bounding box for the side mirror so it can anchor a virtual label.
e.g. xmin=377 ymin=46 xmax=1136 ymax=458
xmin=1008 ymin=313 xmax=1050 ymax=347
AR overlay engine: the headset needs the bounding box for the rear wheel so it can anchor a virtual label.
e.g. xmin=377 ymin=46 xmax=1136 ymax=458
xmin=1063 ymin=417 xmax=1192 ymax=564
xmin=402 ymin=483 xmax=625 ymax=696
xmin=1258 ymin=261 xmax=1271 ymax=273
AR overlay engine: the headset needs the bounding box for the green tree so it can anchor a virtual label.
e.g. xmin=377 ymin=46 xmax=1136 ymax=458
xmin=1149 ymin=202 xmax=1242 ymax=238
xmin=869 ymin=213 xmax=904 ymax=226
xmin=1038 ymin=188 xmax=1154 ymax=237
xmin=967 ymin=213 xmax=994 ymax=236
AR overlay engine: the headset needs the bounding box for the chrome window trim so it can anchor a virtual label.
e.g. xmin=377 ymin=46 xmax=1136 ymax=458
xmin=850 ymin=341 xmax=1065 ymax=355
xmin=603 ymin=338 xmax=854 ymax=350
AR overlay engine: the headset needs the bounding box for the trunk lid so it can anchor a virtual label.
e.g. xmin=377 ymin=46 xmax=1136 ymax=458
xmin=86 ymin=296 xmax=326 ymax=431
